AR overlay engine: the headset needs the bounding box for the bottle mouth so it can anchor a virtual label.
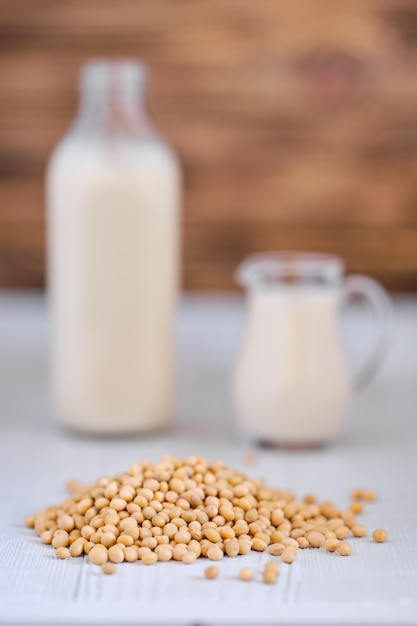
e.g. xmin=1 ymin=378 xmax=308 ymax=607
xmin=235 ymin=251 xmax=345 ymax=290
xmin=80 ymin=59 xmax=147 ymax=97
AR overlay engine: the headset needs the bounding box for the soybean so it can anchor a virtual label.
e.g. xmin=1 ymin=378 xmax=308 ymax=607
xmin=239 ymin=567 xmax=254 ymax=581
xmin=25 ymin=455 xmax=387 ymax=577
xmin=282 ymin=548 xmax=297 ymax=564
xmin=101 ymin=562 xmax=116 ymax=575
xmin=264 ymin=560 xmax=281 ymax=576
xmin=89 ymin=544 xmax=108 ymax=565
xmin=337 ymin=541 xmax=352 ymax=556
xmin=204 ymin=566 xmax=220 ymax=579
xmin=55 ymin=547 xmax=70 ymax=559
xmin=263 ymin=570 xmax=278 ymax=584
xmin=372 ymin=529 xmax=388 ymax=543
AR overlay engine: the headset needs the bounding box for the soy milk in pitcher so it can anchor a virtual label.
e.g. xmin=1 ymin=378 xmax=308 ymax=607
xmin=233 ymin=253 xmax=392 ymax=447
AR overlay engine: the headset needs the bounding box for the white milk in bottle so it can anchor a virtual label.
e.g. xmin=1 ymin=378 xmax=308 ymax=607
xmin=46 ymin=60 xmax=181 ymax=434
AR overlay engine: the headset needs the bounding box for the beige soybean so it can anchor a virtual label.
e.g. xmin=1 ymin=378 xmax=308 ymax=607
xmin=239 ymin=567 xmax=254 ymax=581
xmin=57 ymin=514 xmax=75 ymax=532
xmin=136 ymin=547 xmax=150 ymax=560
xmin=352 ymin=524 xmax=367 ymax=538
xmin=108 ymin=545 xmax=125 ymax=563
xmin=172 ymin=544 xmax=189 ymax=561
xmin=335 ymin=526 xmax=350 ymax=540
xmin=142 ymin=536 xmax=158 ymax=550
xmin=349 ymin=501 xmax=363 ymax=514
xmin=238 ymin=541 xmax=252 ymax=555
xmin=205 ymin=527 xmax=221 ymax=544
xmin=155 ymin=545 xmax=173 ymax=562
xmin=55 ymin=547 xmax=70 ymax=559
xmin=89 ymin=544 xmax=109 ymax=565
xmin=337 ymin=541 xmax=352 ymax=556
xmin=282 ymin=548 xmax=296 ymax=564
xmin=268 ymin=542 xmax=284 ymax=556
xmin=26 ymin=455 xmax=386 ymax=577
xmin=188 ymin=539 xmax=202 ymax=557
xmin=220 ymin=526 xmax=235 ymax=541
xmin=118 ymin=534 xmax=134 ymax=547
xmin=182 ymin=551 xmax=197 ymax=564
xmin=263 ymin=570 xmax=278 ymax=584
xmin=101 ymin=532 xmax=117 ymax=548
xmin=282 ymin=537 xmax=298 ymax=548
xmin=101 ymin=562 xmax=116 ymax=575
xmin=207 ymin=546 xmax=224 ymax=561
xmin=175 ymin=529 xmax=192 ymax=544
xmin=69 ymin=537 xmax=85 ymax=557
xmin=363 ymin=490 xmax=376 ymax=502
xmin=25 ymin=515 xmax=35 ymax=528
xmin=204 ymin=566 xmax=220 ymax=579
xmin=104 ymin=510 xmax=119 ymax=526
xmin=224 ymin=537 xmax=239 ymax=557
xmin=324 ymin=538 xmax=340 ymax=552
xmin=264 ymin=560 xmax=281 ymax=575
xmin=372 ymin=529 xmax=388 ymax=543
xmin=251 ymin=537 xmax=268 ymax=552
xmin=81 ymin=525 xmax=95 ymax=540
xmin=52 ymin=533 xmax=69 ymax=549
xmin=307 ymin=531 xmax=325 ymax=548
xmin=141 ymin=551 xmax=158 ymax=565
xmin=40 ymin=530 xmax=53 ymax=545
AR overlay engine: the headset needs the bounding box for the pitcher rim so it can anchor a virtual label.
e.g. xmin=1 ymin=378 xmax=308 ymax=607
xmin=235 ymin=251 xmax=345 ymax=289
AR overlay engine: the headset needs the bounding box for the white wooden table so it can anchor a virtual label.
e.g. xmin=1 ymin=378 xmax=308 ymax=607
xmin=0 ymin=291 xmax=416 ymax=625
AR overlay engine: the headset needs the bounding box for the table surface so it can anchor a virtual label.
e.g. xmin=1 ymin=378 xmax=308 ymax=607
xmin=0 ymin=291 xmax=416 ymax=626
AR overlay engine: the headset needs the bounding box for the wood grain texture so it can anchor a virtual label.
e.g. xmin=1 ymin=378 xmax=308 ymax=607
xmin=1 ymin=0 xmax=417 ymax=289
xmin=1 ymin=293 xmax=417 ymax=624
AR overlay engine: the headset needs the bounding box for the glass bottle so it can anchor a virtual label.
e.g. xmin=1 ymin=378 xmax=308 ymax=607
xmin=46 ymin=59 xmax=181 ymax=434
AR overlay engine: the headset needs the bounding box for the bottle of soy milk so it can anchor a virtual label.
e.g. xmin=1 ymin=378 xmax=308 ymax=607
xmin=47 ymin=60 xmax=181 ymax=434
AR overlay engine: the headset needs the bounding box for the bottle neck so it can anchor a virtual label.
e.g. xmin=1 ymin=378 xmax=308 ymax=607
xmin=73 ymin=60 xmax=156 ymax=138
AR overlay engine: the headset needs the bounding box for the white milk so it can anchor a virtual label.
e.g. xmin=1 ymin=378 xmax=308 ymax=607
xmin=233 ymin=286 xmax=351 ymax=446
xmin=47 ymin=142 xmax=180 ymax=433
xmin=46 ymin=63 xmax=181 ymax=436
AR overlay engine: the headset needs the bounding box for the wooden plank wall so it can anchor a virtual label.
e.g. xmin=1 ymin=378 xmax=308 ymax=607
xmin=1 ymin=0 xmax=417 ymax=290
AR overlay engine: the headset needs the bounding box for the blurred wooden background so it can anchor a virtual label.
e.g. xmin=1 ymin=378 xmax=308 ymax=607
xmin=1 ymin=0 xmax=417 ymax=290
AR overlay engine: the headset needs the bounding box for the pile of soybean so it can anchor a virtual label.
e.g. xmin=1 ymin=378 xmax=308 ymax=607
xmin=25 ymin=455 xmax=387 ymax=580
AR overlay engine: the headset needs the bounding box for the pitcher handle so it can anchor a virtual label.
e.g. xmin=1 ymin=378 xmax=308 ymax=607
xmin=342 ymin=275 xmax=393 ymax=392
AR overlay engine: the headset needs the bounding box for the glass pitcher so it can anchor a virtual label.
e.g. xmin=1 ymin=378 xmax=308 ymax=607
xmin=233 ymin=252 xmax=392 ymax=448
